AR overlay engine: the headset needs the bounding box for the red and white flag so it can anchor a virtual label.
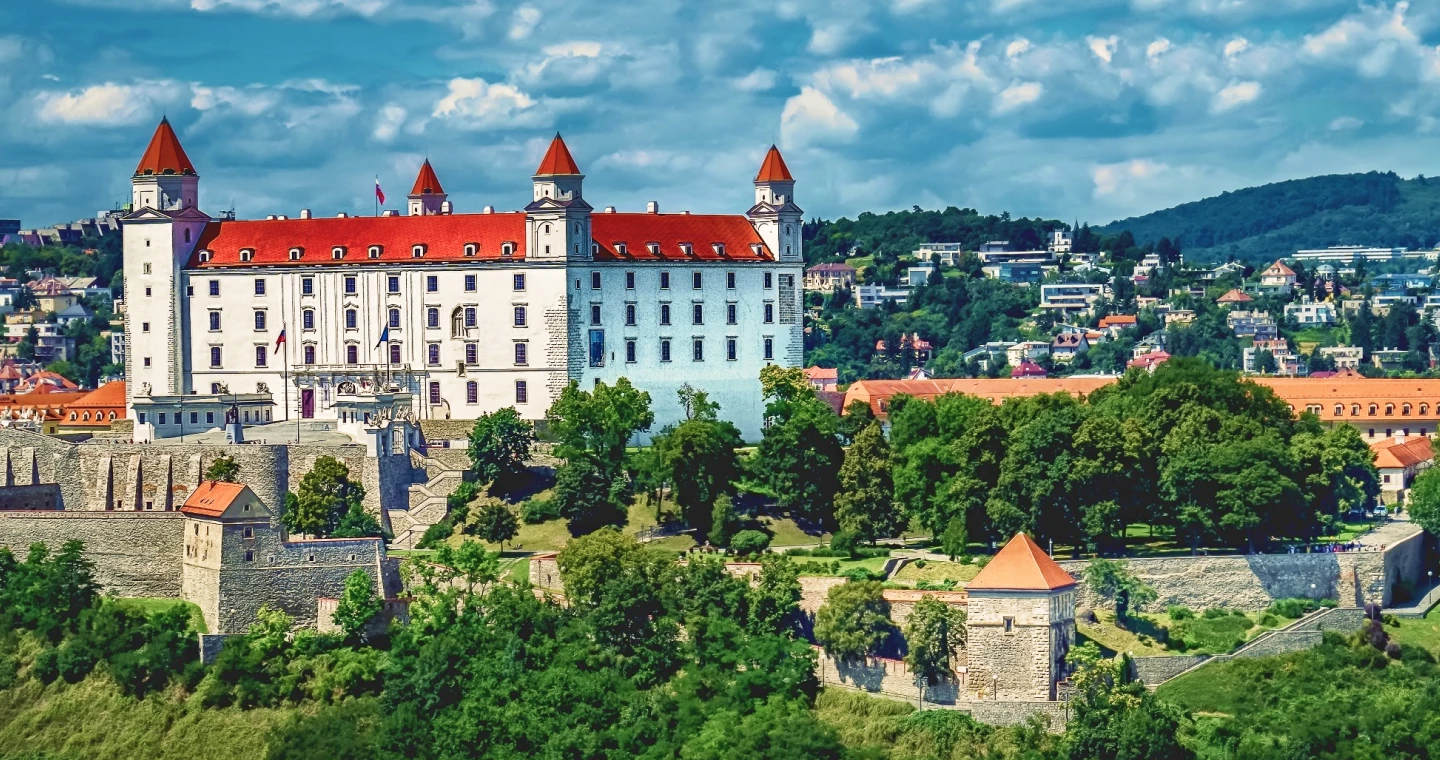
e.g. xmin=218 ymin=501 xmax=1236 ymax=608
xmin=374 ymin=177 xmax=386 ymax=205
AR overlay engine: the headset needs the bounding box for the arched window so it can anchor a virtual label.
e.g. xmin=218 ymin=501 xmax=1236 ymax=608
xmin=1335 ymin=404 xmax=1343 ymax=416
xmin=466 ymin=381 xmax=478 ymax=404
xmin=1369 ymin=404 xmax=1378 ymax=415
xmin=68 ymin=412 xmax=76 ymax=420
xmin=1386 ymin=403 xmax=1395 ymax=415
xmin=427 ymin=307 xmax=440 ymax=329
xmin=412 ymin=244 xmax=426 ymax=258
xmin=368 ymin=245 xmax=382 ymax=259
xmin=463 ymin=243 xmax=477 ymax=257
xmin=1423 ymin=404 xmax=1431 ymax=416
xmin=345 ymin=309 xmax=357 ymax=329
xmin=451 ymin=307 xmax=465 ymax=338
xmin=1404 ymin=403 xmax=1412 ymax=415
xmin=108 ymin=412 xmax=116 ymax=421
xmin=388 ymin=308 xmax=401 ymax=329
xmin=332 ymin=246 xmax=346 ymax=259
xmin=428 ymin=344 xmax=441 ymax=365
xmin=1352 ymin=404 xmax=1360 ymax=416
xmin=502 ymin=242 xmax=515 ymax=256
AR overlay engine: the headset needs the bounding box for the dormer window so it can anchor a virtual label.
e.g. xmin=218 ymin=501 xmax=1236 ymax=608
xmin=679 ymin=243 xmax=694 ymax=257
xmin=332 ymin=246 xmax=346 ymax=260
xmin=368 ymin=245 xmax=382 ymax=259
xmin=750 ymin=243 xmax=763 ymax=257
xmin=239 ymin=248 xmax=254 ymax=262
xmin=198 ymin=250 xmax=212 ymax=263
xmin=592 ymin=243 xmax=600 ymax=256
xmin=502 ymin=242 xmax=515 ymax=257
xmin=463 ymin=243 xmax=478 ymax=257
xmin=412 ymin=244 xmax=426 ymax=259
xmin=289 ymin=247 xmax=303 ymax=261
xmin=712 ymin=243 xmax=725 ymax=257
xmin=616 ymin=242 xmax=628 ymax=256
xmin=646 ymin=242 xmax=660 ymax=256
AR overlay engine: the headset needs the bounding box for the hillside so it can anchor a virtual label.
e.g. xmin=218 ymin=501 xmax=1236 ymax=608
xmin=1098 ymin=172 xmax=1440 ymax=265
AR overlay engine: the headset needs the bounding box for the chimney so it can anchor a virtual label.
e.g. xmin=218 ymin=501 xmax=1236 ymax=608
xmin=482 ymin=206 xmax=494 ymax=214
xmin=646 ymin=201 xmax=659 ymax=214
xmin=336 ymin=212 xmax=349 ymax=218
xmin=265 ymin=215 xmax=276 ymax=221
xmin=382 ymin=209 xmax=399 ymax=217
xmin=299 ymin=208 xmax=312 ymax=220
xmin=1397 ymin=431 xmax=1407 ymax=445
xmin=440 ymin=200 xmax=453 ymax=215
xmin=604 ymin=206 xmax=616 ymax=213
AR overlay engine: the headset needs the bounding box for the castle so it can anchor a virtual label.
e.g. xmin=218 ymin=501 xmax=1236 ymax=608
xmin=122 ymin=119 xmax=804 ymax=444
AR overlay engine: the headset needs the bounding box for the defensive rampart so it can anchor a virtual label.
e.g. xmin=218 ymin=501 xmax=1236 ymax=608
xmin=0 ymin=511 xmax=185 ymax=597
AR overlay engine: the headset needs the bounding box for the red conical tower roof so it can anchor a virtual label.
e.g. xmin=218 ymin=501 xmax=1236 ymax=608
xmin=966 ymin=533 xmax=1077 ymax=591
xmin=534 ymin=133 xmax=581 ymax=176
xmin=410 ymin=159 xmax=445 ymax=196
xmin=755 ymin=145 xmax=793 ymax=182
xmin=134 ymin=117 xmax=196 ymax=177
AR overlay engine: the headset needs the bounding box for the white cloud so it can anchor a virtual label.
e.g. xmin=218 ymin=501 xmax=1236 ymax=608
xmin=507 ymin=5 xmax=541 ymax=40
xmin=1224 ymin=37 xmax=1250 ymax=58
xmin=189 ymin=0 xmax=389 ymax=17
xmin=733 ymin=68 xmax=778 ymax=92
xmin=1006 ymin=38 xmax=1031 ymax=59
xmin=35 ymin=80 xmax=185 ymax=125
xmin=780 ymin=86 xmax=859 ymax=147
xmin=373 ymin=104 xmax=406 ymax=141
xmin=1329 ymin=115 xmax=1363 ymax=130
xmin=1092 ymin=158 xmax=1167 ymax=197
xmin=432 ymin=77 xmax=542 ymax=129
xmin=1147 ymin=37 xmax=1172 ymax=60
xmin=191 ymin=85 xmax=283 ymax=116
xmin=994 ymin=81 xmax=1043 ymax=113
xmin=1211 ymin=79 xmax=1262 ymax=112
xmin=1087 ymin=35 xmax=1118 ymax=63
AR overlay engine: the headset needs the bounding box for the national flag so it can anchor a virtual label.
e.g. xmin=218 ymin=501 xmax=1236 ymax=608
xmin=375 ymin=325 xmax=390 ymax=349
xmin=374 ymin=177 xmax=385 ymax=205
xmin=274 ymin=328 xmax=286 ymax=354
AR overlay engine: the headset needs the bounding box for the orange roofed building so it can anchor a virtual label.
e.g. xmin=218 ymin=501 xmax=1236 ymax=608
xmin=1370 ymin=435 xmax=1433 ymax=501
xmin=965 ymin=533 xmax=1078 ymax=702
xmin=57 ymin=380 xmax=125 ymax=436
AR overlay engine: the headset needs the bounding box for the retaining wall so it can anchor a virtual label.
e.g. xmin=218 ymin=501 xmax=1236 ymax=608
xmin=815 ymin=649 xmax=961 ymax=704
xmin=0 ymin=511 xmax=185 ymax=597
xmin=1129 ymin=655 xmax=1209 ymax=686
xmin=967 ymin=700 xmax=1068 ymax=731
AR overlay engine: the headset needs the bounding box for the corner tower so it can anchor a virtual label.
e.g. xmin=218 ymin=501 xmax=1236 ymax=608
xmin=526 ymin=134 xmax=592 ymax=261
xmin=407 ymin=160 xmax=447 ymax=216
xmin=123 ymin=119 xmax=209 ymax=410
xmin=747 ymin=145 xmax=803 ymax=263
xmin=964 ymin=533 xmax=1078 ymax=702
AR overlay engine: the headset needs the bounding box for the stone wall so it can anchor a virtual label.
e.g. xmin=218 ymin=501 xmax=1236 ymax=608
xmin=529 ymin=553 xmax=562 ymax=591
xmin=1129 ymin=655 xmax=1209 ymax=685
xmin=1380 ymin=529 xmax=1427 ymax=606
xmin=0 ymin=511 xmax=185 ymax=597
xmin=967 ymin=700 xmax=1068 ymax=731
xmin=815 ymin=648 xmax=961 ymax=705
xmin=213 ymin=528 xmax=395 ymax=633
xmin=0 ymin=484 xmax=61 ymax=510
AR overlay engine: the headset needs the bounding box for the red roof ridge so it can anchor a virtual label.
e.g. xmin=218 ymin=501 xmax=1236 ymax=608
xmin=535 ymin=133 xmax=581 ymax=176
xmin=967 ymin=533 xmax=1077 ymax=592
xmin=755 ymin=145 xmax=793 ymax=182
xmin=410 ymin=159 xmax=445 ymax=196
xmin=181 ymin=481 xmax=248 ymax=517
xmin=135 ymin=118 xmax=196 ymax=177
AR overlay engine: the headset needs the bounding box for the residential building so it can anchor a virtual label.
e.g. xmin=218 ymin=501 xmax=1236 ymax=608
xmin=1371 ymin=435 xmax=1433 ymax=502
xmin=1050 ymin=332 xmax=1089 ymax=361
xmin=1284 ymin=297 xmax=1338 ymax=326
xmin=27 ymin=277 xmax=77 ymax=313
xmin=902 ymin=261 xmax=937 ymax=288
xmin=121 ymin=120 xmax=803 ymax=443
xmin=961 ymin=341 xmax=1016 ymax=372
xmin=1097 ymin=314 xmax=1137 ymax=336
xmin=1293 ymin=245 xmax=1431 ymax=264
xmin=1038 ymin=283 xmax=1108 ymax=318
xmin=1048 ymin=229 xmax=1073 ymax=254
xmin=56 ymin=380 xmax=126 ymax=437
xmin=1006 ymin=341 xmax=1051 ymax=367
xmin=1133 ymin=332 xmax=1166 ymax=358
xmin=1244 ymin=339 xmax=1297 ymax=374
xmin=914 ymin=242 xmax=964 ymax=267
xmin=803 ymin=263 xmax=856 ymax=293
xmin=1372 ymin=293 xmax=1419 ymax=315
xmin=1372 ymin=349 xmax=1408 ymax=372
xmin=981 ymin=262 xmax=1044 ymax=284
xmin=1215 ymin=288 xmax=1254 ymax=306
xmin=1319 ymin=345 xmax=1363 ymax=369
xmin=1127 ymin=351 xmax=1171 ymax=372
xmin=854 ymin=283 xmax=910 ymax=309
xmin=56 ymin=303 xmax=93 ymax=326
xmin=1227 ymin=310 xmax=1278 ymax=340
xmin=1164 ymin=309 xmax=1196 ymax=327
xmin=1259 ymin=260 xmax=1297 ymax=290
xmin=804 ymin=366 xmax=838 ymax=392
xmin=1010 ymin=360 xmax=1047 ymax=378
xmin=1200 ymin=261 xmax=1246 ymax=282
xmin=875 ymin=334 xmax=933 ymax=364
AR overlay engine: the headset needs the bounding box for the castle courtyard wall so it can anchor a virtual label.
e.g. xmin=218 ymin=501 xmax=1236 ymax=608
xmin=0 ymin=511 xmax=185 ymax=597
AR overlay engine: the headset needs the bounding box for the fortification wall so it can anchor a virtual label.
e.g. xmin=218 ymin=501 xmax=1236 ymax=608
xmin=0 ymin=483 xmax=61 ymax=511
xmin=529 ymin=554 xmax=562 ymax=591
xmin=967 ymin=700 xmax=1068 ymax=731
xmin=815 ymin=648 xmax=961 ymax=704
xmin=1129 ymin=655 xmax=1209 ymax=685
xmin=0 ymin=511 xmax=185 ymax=597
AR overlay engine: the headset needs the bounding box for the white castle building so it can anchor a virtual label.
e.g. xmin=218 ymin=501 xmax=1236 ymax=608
xmin=122 ymin=119 xmax=804 ymax=442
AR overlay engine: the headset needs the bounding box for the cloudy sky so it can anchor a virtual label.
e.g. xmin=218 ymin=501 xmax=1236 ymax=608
xmin=4 ymin=0 xmax=1440 ymax=228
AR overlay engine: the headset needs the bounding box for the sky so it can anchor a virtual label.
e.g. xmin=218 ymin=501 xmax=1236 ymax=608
xmin=4 ymin=0 xmax=1440 ymax=229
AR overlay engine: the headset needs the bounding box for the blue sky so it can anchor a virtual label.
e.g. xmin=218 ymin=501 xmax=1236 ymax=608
xmin=5 ymin=0 xmax=1440 ymax=229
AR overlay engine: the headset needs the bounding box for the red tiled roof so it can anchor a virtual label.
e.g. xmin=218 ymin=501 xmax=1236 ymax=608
xmin=807 ymin=263 xmax=856 ymax=273
xmin=1128 ymin=351 xmax=1171 ymax=369
xmin=755 ymin=145 xmax=794 ymax=182
xmin=1371 ymin=436 xmax=1433 ymax=469
xmin=1098 ymin=315 xmax=1137 ymax=327
xmin=1011 ymin=360 xmax=1047 ymax=378
xmin=27 ymin=277 xmax=72 ymax=296
xmin=135 ymin=118 xmax=196 ymax=177
xmin=805 ymin=366 xmax=838 ymax=381
xmin=1216 ymin=289 xmax=1253 ymax=303
xmin=182 ymin=481 xmax=247 ymax=517
xmin=1264 ymin=260 xmax=1296 ymax=277
xmin=967 ymin=533 xmax=1076 ymax=592
xmin=190 ymin=213 xmax=528 ymax=267
xmin=591 ymin=214 xmax=772 ymax=262
xmin=535 ymin=133 xmax=581 ymax=176
xmin=410 ymin=160 xmax=445 ymax=196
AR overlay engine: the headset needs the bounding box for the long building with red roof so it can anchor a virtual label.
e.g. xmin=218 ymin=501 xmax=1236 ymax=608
xmin=122 ymin=123 xmax=803 ymax=442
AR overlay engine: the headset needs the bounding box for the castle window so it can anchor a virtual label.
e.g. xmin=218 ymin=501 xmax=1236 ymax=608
xmin=387 ymin=275 xmax=400 ymax=294
xmin=515 ymin=380 xmax=528 ymax=404
xmin=240 ymin=249 xmax=254 ymax=262
xmin=466 ymin=381 xmax=478 ymax=404
xmin=210 ymin=346 xmax=222 ymax=367
xmin=1335 ymin=405 xmax=1343 ymax=416
xmin=388 ymin=308 xmax=401 ymax=329
xmin=348 ymin=554 xmax=357 ymax=562
xmin=764 ymin=272 xmax=773 ymax=289
xmin=513 ymin=305 xmax=526 ymax=327
xmin=254 ymin=278 xmax=266 ymax=296
xmin=412 ymin=244 xmax=426 ymax=258
xmin=660 ymin=339 xmax=671 ymax=362
xmin=254 ymin=310 xmax=266 ymax=331
xmin=465 ymin=274 xmax=477 ymax=292
xmin=625 ymin=272 xmax=636 ymax=289
xmin=660 ymin=271 xmax=670 ymax=289
xmin=1369 ymin=404 xmax=1378 ymax=415
xmin=426 ymin=275 xmax=438 ymax=293
xmin=289 ymin=247 xmax=303 ymax=261
xmin=1004 ymin=617 xmax=1014 ymax=633
xmin=199 ymin=251 xmax=212 ymax=263
xmin=726 ymin=337 xmax=737 ymax=361
xmin=345 ymin=309 xmax=357 ymax=329
xmin=514 ymin=342 xmax=527 ymax=365
xmin=184 ymin=228 xmax=191 ymax=243
xmin=244 ymin=550 xmax=254 ymax=562
xmin=428 ymin=344 xmax=440 ymax=365
xmin=1404 ymin=404 xmax=1412 ymax=415
xmin=464 ymin=243 xmax=477 ymax=257
xmin=243 ymin=527 xmax=253 ymax=538
xmin=390 ymin=343 xmax=401 ymax=364
xmin=626 ymin=340 xmax=636 ymax=363
xmin=692 ymin=271 xmax=703 ymax=289
xmin=465 ymin=343 xmax=477 ymax=364
xmin=304 ymin=346 xmax=315 ymax=365
xmin=302 ymin=277 xmax=314 ymax=295
xmin=513 ymin=274 xmax=525 ymax=291
xmin=1386 ymin=404 xmax=1395 ymax=415
xmin=303 ymin=309 xmax=315 ymax=330
xmin=268 ymin=556 xmax=276 ymax=564
xmin=712 ymin=243 xmax=725 ymax=257
xmin=591 ymin=304 xmax=601 ymax=326
xmin=209 ymin=280 xmax=220 ymax=296
xmin=344 ymin=276 xmax=357 ymax=294
xmin=368 ymin=245 xmax=382 ymax=259
xmin=591 ymin=272 xmax=602 ymax=289
xmin=308 ymin=554 xmax=316 ymax=563
xmin=1352 ymin=404 xmax=1360 ymax=416
xmin=615 ymin=243 xmax=627 ymax=256
xmin=502 ymin=242 xmax=515 ymax=256
xmin=255 ymin=345 xmax=267 ymax=367
xmin=693 ymin=338 xmax=704 ymax=362
xmin=592 ymin=243 xmax=599 ymax=256
xmin=429 ymin=382 xmax=441 ymax=405
xmin=332 ymin=246 xmax=345 ymax=260
xmin=660 ymin=304 xmax=671 ymax=325
xmin=346 ymin=344 xmax=358 ymax=364
xmin=110 ymin=412 xmax=116 ymax=421
xmin=680 ymin=243 xmax=693 ymax=256
xmin=646 ymin=243 xmax=659 ymax=256
xmin=763 ymin=337 xmax=773 ymax=361
xmin=727 ymin=271 xmax=736 ymax=289
xmin=464 ymin=307 xmax=477 ymax=328
xmin=427 ymin=308 xmax=440 ymax=329
xmin=726 ymin=303 xmax=736 ymax=325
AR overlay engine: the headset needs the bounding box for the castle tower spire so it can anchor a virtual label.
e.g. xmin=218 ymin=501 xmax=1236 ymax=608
xmin=131 ymin=117 xmax=199 ymax=212
xmin=407 ymin=159 xmax=448 ymax=216
xmin=526 ymin=133 xmax=591 ymax=261
xmin=747 ymin=145 xmax=802 ymax=262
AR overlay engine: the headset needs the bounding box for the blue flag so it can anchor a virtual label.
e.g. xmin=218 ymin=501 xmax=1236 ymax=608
xmin=376 ymin=325 xmax=389 ymax=349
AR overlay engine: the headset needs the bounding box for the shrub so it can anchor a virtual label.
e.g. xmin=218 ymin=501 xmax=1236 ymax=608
xmin=1320 ymin=598 xmax=1338 ymax=608
xmin=913 ymin=559 xmax=927 ymax=569
xmin=1167 ymin=605 xmax=1195 ymax=621
xmin=1203 ymin=607 xmax=1230 ymax=619
xmin=1383 ymin=614 xmax=1400 ymax=628
xmin=521 ymin=497 xmax=560 ymax=524
xmin=415 ymin=522 xmax=452 ymax=550
xmin=1258 ymin=613 xmax=1279 ymax=627
xmin=1267 ymin=598 xmax=1321 ymax=619
xmin=841 ymin=567 xmax=887 ymax=583
xmin=0 ymin=655 xmax=16 ymax=689
xmin=730 ymin=530 xmax=771 ymax=557
xmin=972 ymin=555 xmax=991 ymax=569
xmin=830 ymin=530 xmax=860 ymax=558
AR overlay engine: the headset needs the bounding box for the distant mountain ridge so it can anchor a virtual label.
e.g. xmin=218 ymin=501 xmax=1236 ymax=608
xmin=1097 ymin=172 xmax=1440 ymax=265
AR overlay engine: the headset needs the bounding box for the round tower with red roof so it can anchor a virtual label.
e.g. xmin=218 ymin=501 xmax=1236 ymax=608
xmin=407 ymin=159 xmax=448 ymax=217
xmin=746 ymin=145 xmax=803 ymax=263
xmin=525 ymin=133 xmax=593 ymax=262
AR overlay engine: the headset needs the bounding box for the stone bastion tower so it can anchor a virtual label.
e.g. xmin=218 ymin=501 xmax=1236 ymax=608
xmin=965 ymin=533 xmax=1078 ymax=702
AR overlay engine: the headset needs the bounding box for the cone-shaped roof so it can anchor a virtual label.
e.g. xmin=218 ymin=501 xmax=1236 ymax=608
xmin=534 ymin=133 xmax=581 ymax=176
xmin=755 ymin=145 xmax=793 ymax=182
xmin=410 ymin=159 xmax=445 ymax=196
xmin=135 ymin=117 xmax=196 ymax=177
xmin=967 ymin=533 xmax=1077 ymax=591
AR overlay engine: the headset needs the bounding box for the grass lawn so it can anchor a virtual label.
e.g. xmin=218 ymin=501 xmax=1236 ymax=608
xmin=791 ymin=555 xmax=892 ymax=578
xmin=1154 ymin=656 xmax=1250 ymax=715
xmin=1078 ymin=608 xmax=1300 ymax=658
xmin=113 ymin=598 xmax=208 ymax=634
xmin=1385 ymin=606 xmax=1440 ymax=656
xmin=759 ymin=515 xmax=829 ymax=547
xmin=1076 ymin=610 xmax=1174 ymax=657
xmin=499 ymin=554 xmax=530 ymax=585
xmin=844 ymin=255 xmax=875 ymax=275
xmin=891 ymin=560 xmax=981 ymax=586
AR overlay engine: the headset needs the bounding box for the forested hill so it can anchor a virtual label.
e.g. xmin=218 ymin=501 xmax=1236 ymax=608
xmin=803 ymin=207 xmax=1066 ymax=265
xmin=1099 ymin=172 xmax=1440 ymax=265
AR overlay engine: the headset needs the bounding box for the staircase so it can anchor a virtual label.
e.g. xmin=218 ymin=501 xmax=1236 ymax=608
xmin=388 ymin=449 xmax=469 ymax=549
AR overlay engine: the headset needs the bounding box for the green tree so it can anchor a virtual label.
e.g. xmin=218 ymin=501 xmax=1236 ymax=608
xmin=282 ymin=456 xmax=380 ymax=538
xmin=330 ymin=569 xmax=383 ymax=641
xmin=1083 ymin=559 xmax=1157 ymax=625
xmin=709 ymin=493 xmax=738 ymax=547
xmin=16 ymin=326 xmax=38 ymax=360
xmin=471 ymin=503 xmax=519 ymax=552
xmin=546 ymin=378 xmax=654 ymax=480
xmin=204 ymin=454 xmax=240 ymax=483
xmin=680 ymin=696 xmax=849 ymax=760
xmin=834 ymin=421 xmax=899 ymax=543
xmin=903 ymin=597 xmax=967 ymax=685
xmin=1290 ymin=423 xmax=1379 ymax=540
xmin=652 ymin=410 xmax=742 ymax=540
xmin=729 ymin=530 xmax=771 ymax=556
xmin=754 ymin=396 xmax=843 ymax=525
xmin=941 ymin=517 xmax=968 ymax=561
xmin=466 ymin=407 xmax=534 ymax=489
xmin=813 ymin=580 xmax=891 ymax=661
xmin=552 ymin=456 xmax=625 ymax=536
xmin=747 ymin=553 xmax=801 ymax=636
xmin=1407 ymin=466 xmax=1440 ymax=535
